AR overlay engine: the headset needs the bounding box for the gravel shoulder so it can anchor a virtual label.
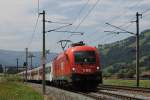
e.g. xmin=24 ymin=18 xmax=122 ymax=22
xmin=27 ymin=83 xmax=95 ymax=100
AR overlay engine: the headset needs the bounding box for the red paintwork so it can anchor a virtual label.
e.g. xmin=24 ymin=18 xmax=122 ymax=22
xmin=52 ymin=45 xmax=101 ymax=81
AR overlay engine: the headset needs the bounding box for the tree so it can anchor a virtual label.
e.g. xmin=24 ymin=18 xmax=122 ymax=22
xmin=0 ymin=64 xmax=3 ymax=73
xmin=126 ymin=69 xmax=135 ymax=78
xmin=6 ymin=67 xmax=17 ymax=74
xmin=117 ymin=70 xmax=125 ymax=78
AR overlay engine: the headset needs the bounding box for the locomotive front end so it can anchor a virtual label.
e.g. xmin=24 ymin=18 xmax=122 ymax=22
xmin=70 ymin=45 xmax=102 ymax=88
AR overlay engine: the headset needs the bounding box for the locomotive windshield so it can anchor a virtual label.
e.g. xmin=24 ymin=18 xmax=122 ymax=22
xmin=74 ymin=51 xmax=96 ymax=64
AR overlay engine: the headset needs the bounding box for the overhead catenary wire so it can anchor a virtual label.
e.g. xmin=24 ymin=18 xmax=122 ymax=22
xmin=112 ymin=0 xmax=143 ymax=24
xmin=103 ymin=0 xmax=144 ymax=33
xmin=52 ymin=0 xmax=101 ymax=51
xmin=25 ymin=1 xmax=95 ymax=52
xmin=86 ymin=24 xmax=134 ymax=45
xmin=77 ymin=0 xmax=140 ymax=45
xmin=86 ymin=1 xmax=133 ymax=46
xmin=72 ymin=0 xmax=90 ymax=26
xmin=59 ymin=0 xmax=90 ymax=41
xmin=30 ymin=0 xmax=149 ymax=53
xmin=52 ymin=1 xmax=150 ymax=53
xmin=73 ymin=0 xmax=100 ymax=32
xmin=26 ymin=15 xmax=40 ymax=49
xmin=116 ymin=0 xmax=150 ymax=29
xmin=86 ymin=18 xmax=134 ymax=44
xmin=65 ymin=0 xmax=101 ymax=45
xmin=38 ymin=0 xmax=40 ymax=15
xmin=141 ymin=8 xmax=150 ymax=14
xmin=90 ymin=0 xmax=143 ymax=34
xmin=50 ymin=0 xmax=91 ymax=52
xmin=26 ymin=0 xmax=40 ymax=49
xmin=86 ymin=0 xmax=145 ymax=44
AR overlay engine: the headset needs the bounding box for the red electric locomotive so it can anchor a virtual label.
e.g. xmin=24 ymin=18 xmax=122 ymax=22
xmin=52 ymin=41 xmax=102 ymax=88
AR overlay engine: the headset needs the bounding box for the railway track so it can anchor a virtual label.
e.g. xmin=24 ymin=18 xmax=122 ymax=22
xmin=73 ymin=90 xmax=148 ymax=100
xmin=55 ymin=84 xmax=150 ymax=100
xmin=98 ymin=84 xmax=150 ymax=93
xmin=63 ymin=84 xmax=150 ymax=100
xmin=77 ymin=89 xmax=150 ymax=100
xmin=90 ymin=84 xmax=150 ymax=100
xmin=28 ymin=82 xmax=150 ymax=100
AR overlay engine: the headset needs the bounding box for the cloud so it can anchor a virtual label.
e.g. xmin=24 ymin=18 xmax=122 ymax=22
xmin=59 ymin=0 xmax=85 ymax=8
xmin=0 ymin=0 xmax=150 ymax=51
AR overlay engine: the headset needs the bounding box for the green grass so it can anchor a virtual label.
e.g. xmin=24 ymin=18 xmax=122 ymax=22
xmin=0 ymin=75 xmax=44 ymax=100
xmin=103 ymin=79 xmax=150 ymax=88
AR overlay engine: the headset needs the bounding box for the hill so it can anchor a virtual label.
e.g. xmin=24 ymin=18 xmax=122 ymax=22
xmin=98 ymin=29 xmax=150 ymax=78
xmin=0 ymin=50 xmax=57 ymax=67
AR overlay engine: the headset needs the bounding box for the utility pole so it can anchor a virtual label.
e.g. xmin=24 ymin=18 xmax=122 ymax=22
xmin=38 ymin=10 xmax=74 ymax=94
xmin=105 ymin=12 xmax=142 ymax=87
xmin=136 ymin=12 xmax=142 ymax=87
xmin=40 ymin=10 xmax=46 ymax=95
xmin=30 ymin=55 xmax=33 ymax=69
xmin=16 ymin=58 xmax=19 ymax=73
xmin=28 ymin=53 xmax=35 ymax=69
xmin=25 ymin=48 xmax=28 ymax=82
xmin=4 ymin=66 xmax=6 ymax=76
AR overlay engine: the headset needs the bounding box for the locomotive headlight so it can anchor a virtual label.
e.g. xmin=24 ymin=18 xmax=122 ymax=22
xmin=97 ymin=66 xmax=100 ymax=70
xmin=72 ymin=67 xmax=75 ymax=71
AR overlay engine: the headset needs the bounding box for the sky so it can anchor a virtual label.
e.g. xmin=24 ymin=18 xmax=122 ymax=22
xmin=0 ymin=0 xmax=150 ymax=52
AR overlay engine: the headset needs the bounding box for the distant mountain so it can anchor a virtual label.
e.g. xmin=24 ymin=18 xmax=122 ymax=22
xmin=98 ymin=29 xmax=150 ymax=78
xmin=0 ymin=50 xmax=57 ymax=67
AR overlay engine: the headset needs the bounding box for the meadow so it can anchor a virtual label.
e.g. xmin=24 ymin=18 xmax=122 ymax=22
xmin=103 ymin=79 xmax=150 ymax=88
xmin=0 ymin=75 xmax=44 ymax=100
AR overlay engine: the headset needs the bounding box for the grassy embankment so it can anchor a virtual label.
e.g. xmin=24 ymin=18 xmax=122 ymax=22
xmin=0 ymin=74 xmax=44 ymax=100
xmin=103 ymin=79 xmax=150 ymax=88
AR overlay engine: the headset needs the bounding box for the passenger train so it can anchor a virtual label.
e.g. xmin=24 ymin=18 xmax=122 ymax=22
xmin=19 ymin=41 xmax=102 ymax=89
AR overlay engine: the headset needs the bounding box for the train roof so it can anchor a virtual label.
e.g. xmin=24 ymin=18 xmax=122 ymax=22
xmin=67 ymin=45 xmax=97 ymax=52
xmin=18 ymin=62 xmax=52 ymax=74
xmin=68 ymin=41 xmax=96 ymax=51
xmin=71 ymin=41 xmax=85 ymax=47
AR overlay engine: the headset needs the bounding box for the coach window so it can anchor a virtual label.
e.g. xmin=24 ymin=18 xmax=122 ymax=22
xmin=49 ymin=66 xmax=51 ymax=72
xmin=46 ymin=67 xmax=51 ymax=73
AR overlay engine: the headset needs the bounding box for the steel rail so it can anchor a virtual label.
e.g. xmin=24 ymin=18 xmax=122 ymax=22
xmin=98 ymin=85 xmax=150 ymax=93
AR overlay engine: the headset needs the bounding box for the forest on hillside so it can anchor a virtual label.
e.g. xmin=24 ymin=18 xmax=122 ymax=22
xmin=98 ymin=29 xmax=150 ymax=78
